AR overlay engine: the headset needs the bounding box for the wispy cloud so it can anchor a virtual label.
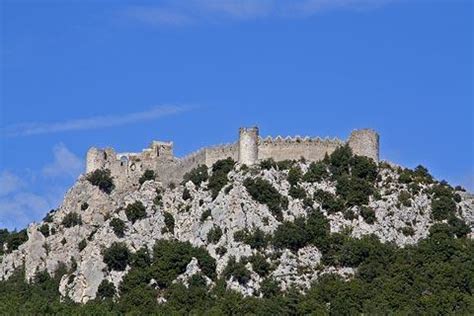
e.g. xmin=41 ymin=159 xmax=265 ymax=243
xmin=0 ymin=144 xmax=83 ymax=230
xmin=0 ymin=171 xmax=25 ymax=197
xmin=121 ymin=0 xmax=394 ymax=26
xmin=2 ymin=105 xmax=190 ymax=137
xmin=42 ymin=143 xmax=83 ymax=178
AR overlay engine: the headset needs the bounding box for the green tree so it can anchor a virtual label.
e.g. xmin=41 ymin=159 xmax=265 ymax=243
xmin=86 ymin=169 xmax=115 ymax=194
xmin=163 ymin=212 xmax=175 ymax=234
xmin=182 ymin=165 xmax=209 ymax=186
xmin=103 ymin=242 xmax=130 ymax=271
xmin=110 ymin=218 xmax=126 ymax=237
xmin=138 ymin=170 xmax=156 ymax=185
xmin=125 ymin=201 xmax=147 ymax=224
xmin=62 ymin=212 xmax=82 ymax=228
xmin=207 ymin=226 xmax=223 ymax=244
xmin=97 ymin=280 xmax=116 ymax=300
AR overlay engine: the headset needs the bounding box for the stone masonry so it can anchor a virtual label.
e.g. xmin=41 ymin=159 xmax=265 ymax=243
xmin=86 ymin=127 xmax=379 ymax=187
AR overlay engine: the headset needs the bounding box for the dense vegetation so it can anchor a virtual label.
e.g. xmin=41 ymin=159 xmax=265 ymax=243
xmin=0 ymin=227 xmax=471 ymax=314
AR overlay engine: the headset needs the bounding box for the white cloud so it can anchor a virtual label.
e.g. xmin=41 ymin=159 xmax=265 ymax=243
xmin=125 ymin=7 xmax=194 ymax=26
xmin=0 ymin=192 xmax=52 ymax=230
xmin=42 ymin=143 xmax=83 ymax=179
xmin=0 ymin=171 xmax=24 ymax=197
xmin=1 ymin=105 xmax=190 ymax=137
xmin=121 ymin=0 xmax=395 ymax=26
xmin=0 ymin=143 xmax=83 ymax=230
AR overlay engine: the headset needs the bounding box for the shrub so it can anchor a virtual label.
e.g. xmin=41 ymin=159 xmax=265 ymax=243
xmin=215 ymin=246 xmax=227 ymax=256
xmin=153 ymin=189 xmax=163 ymax=207
xmin=86 ymin=169 xmax=115 ymax=194
xmin=223 ymin=257 xmax=251 ymax=285
xmin=289 ymin=185 xmax=307 ymax=200
xmin=350 ymin=156 xmax=377 ymax=182
xmin=260 ymin=158 xmax=277 ymax=170
xmin=62 ymin=212 xmax=82 ymax=228
xmin=224 ymin=184 xmax=233 ymax=194
xmin=125 ymin=201 xmax=147 ymax=224
xmin=287 ymin=166 xmax=303 ymax=186
xmin=344 ymin=209 xmax=357 ymax=220
xmin=208 ymin=158 xmax=235 ymax=199
xmin=277 ymin=160 xmax=295 ymax=170
xmin=273 ymin=217 xmax=309 ymax=252
xmin=248 ymin=253 xmax=271 ymax=277
xmin=398 ymin=190 xmax=412 ymax=207
xmin=139 ymin=170 xmax=156 ymax=185
xmin=360 ymin=206 xmax=376 ymax=224
xmin=233 ymin=228 xmax=268 ymax=250
xmin=103 ymin=242 xmax=131 ymax=271
xmin=303 ymin=161 xmax=328 ymax=183
xmin=447 ymin=216 xmax=470 ymax=238
xmin=151 ymin=240 xmax=216 ymax=288
xmin=163 ymin=212 xmax=175 ymax=234
xmin=398 ymin=169 xmax=413 ymax=184
xmin=272 ymin=209 xmax=331 ymax=253
xmin=38 ymin=224 xmax=50 ymax=237
xmin=329 ymin=145 xmax=353 ymax=177
xmin=200 ymin=209 xmax=212 ymax=223
xmin=78 ymin=239 xmax=87 ymax=251
xmin=97 ymin=280 xmax=116 ymax=300
xmin=243 ymin=177 xmax=285 ymax=220
xmin=182 ymin=188 xmax=192 ymax=201
xmin=401 ymin=226 xmax=415 ymax=237
xmin=110 ymin=218 xmax=126 ymax=237
xmin=336 ymin=175 xmax=373 ymax=206
xmin=413 ymin=165 xmax=433 ymax=183
xmin=43 ymin=211 xmax=55 ymax=223
xmin=4 ymin=229 xmax=28 ymax=253
xmin=207 ymin=226 xmax=223 ymax=244
xmin=80 ymin=202 xmax=89 ymax=211
xmin=131 ymin=247 xmax=152 ymax=268
xmin=305 ymin=209 xmax=331 ymax=250
xmin=314 ymin=189 xmax=344 ymax=214
xmin=260 ymin=278 xmax=281 ymax=298
xmin=182 ymin=165 xmax=209 ymax=186
xmin=431 ymin=196 xmax=456 ymax=221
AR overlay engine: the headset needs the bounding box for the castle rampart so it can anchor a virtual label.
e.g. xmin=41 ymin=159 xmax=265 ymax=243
xmin=85 ymin=127 xmax=379 ymax=186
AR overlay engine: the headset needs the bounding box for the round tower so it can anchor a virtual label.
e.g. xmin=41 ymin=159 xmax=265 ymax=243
xmin=86 ymin=147 xmax=104 ymax=173
xmin=238 ymin=127 xmax=259 ymax=165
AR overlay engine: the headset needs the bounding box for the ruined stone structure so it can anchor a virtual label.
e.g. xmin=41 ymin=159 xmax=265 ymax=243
xmin=86 ymin=127 xmax=379 ymax=186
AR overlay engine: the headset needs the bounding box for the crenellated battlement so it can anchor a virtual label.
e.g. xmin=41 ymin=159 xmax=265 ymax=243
xmin=85 ymin=127 xmax=379 ymax=186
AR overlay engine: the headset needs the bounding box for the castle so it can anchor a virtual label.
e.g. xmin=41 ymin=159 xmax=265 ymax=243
xmin=86 ymin=127 xmax=379 ymax=187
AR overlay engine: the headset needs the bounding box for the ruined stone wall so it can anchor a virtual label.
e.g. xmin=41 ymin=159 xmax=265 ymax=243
xmin=258 ymin=137 xmax=344 ymax=162
xmin=85 ymin=127 xmax=380 ymax=187
xmin=205 ymin=143 xmax=238 ymax=166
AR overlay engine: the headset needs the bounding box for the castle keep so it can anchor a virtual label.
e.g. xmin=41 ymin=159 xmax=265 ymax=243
xmin=86 ymin=127 xmax=379 ymax=186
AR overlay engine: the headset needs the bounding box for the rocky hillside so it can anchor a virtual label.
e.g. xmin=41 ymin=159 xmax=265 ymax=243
xmin=0 ymin=145 xmax=472 ymax=313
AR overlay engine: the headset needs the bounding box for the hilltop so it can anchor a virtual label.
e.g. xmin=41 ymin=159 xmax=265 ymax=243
xmin=0 ymin=140 xmax=472 ymax=314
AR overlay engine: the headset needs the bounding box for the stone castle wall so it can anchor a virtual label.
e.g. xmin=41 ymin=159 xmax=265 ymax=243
xmin=258 ymin=136 xmax=344 ymax=162
xmin=85 ymin=127 xmax=380 ymax=186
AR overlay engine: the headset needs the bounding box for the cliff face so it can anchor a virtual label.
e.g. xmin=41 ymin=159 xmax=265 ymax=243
xmin=0 ymin=154 xmax=472 ymax=303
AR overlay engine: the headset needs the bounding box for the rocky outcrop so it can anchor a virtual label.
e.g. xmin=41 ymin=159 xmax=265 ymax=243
xmin=0 ymin=161 xmax=472 ymax=303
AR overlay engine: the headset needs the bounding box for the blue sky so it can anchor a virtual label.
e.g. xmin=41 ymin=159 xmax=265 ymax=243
xmin=0 ymin=0 xmax=473 ymax=230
